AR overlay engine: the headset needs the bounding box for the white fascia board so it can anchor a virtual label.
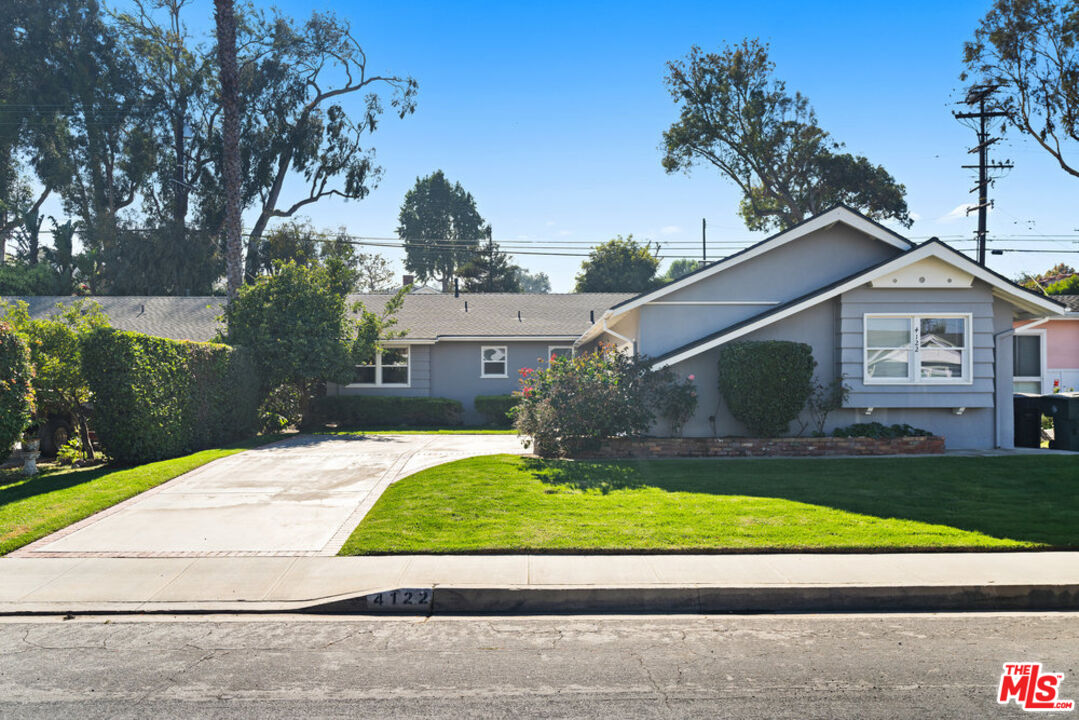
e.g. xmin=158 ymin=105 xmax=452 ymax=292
xmin=603 ymin=207 xmax=912 ymax=322
xmin=436 ymin=335 xmax=581 ymax=342
xmin=653 ymin=243 xmax=1064 ymax=369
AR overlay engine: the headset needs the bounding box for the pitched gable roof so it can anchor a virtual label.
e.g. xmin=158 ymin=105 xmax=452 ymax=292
xmin=651 ymin=240 xmax=1067 ymax=369
xmin=578 ymin=205 xmax=914 ymax=346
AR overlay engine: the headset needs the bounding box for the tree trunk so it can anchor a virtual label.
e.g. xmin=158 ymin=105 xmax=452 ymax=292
xmin=215 ymin=0 xmax=243 ymax=301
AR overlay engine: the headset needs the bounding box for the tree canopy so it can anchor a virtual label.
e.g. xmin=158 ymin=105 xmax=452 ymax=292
xmin=459 ymin=234 xmax=522 ymax=292
xmin=574 ymin=235 xmax=660 ymax=293
xmin=662 ymin=40 xmax=912 ymax=232
xmin=399 ymin=170 xmax=488 ymax=291
xmin=661 ymin=259 xmax=702 ymax=283
xmin=963 ymin=0 xmax=1079 ymax=180
xmin=0 ymin=1 xmax=415 ymax=296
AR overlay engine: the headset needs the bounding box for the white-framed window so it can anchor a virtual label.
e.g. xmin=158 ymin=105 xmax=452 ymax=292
xmin=863 ymin=313 xmax=972 ymax=385
xmin=548 ymin=345 xmax=573 ymax=362
xmin=1013 ymin=329 xmax=1046 ymax=394
xmin=481 ymin=346 xmax=508 ymax=378
xmin=349 ymin=346 xmax=410 ymax=387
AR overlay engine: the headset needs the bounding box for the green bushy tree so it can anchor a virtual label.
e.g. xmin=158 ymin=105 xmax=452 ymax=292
xmin=716 ymin=341 xmax=815 ymax=437
xmin=0 ymin=322 xmax=34 ymax=462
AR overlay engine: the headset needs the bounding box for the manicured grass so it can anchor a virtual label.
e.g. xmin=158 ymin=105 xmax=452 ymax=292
xmin=0 ymin=435 xmax=282 ymax=555
xmin=338 ymin=454 xmax=1079 ymax=554
xmin=317 ymin=427 xmax=518 ymax=435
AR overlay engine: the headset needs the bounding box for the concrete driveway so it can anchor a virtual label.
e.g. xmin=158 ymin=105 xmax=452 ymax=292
xmin=15 ymin=434 xmax=526 ymax=558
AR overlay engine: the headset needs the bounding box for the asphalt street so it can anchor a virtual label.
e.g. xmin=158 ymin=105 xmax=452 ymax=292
xmin=1 ymin=612 xmax=1076 ymax=719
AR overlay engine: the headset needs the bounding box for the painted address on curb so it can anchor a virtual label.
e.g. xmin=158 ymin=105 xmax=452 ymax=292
xmin=365 ymin=588 xmax=433 ymax=611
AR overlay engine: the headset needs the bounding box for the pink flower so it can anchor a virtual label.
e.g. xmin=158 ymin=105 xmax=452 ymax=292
xmin=687 ymin=374 xmax=695 ymax=381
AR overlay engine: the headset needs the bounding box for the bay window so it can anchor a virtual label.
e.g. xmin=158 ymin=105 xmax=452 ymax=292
xmin=864 ymin=314 xmax=971 ymax=384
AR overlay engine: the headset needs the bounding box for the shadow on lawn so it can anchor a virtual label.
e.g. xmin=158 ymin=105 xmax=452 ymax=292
xmin=0 ymin=465 xmax=113 ymax=507
xmin=522 ymin=455 xmax=1079 ymax=548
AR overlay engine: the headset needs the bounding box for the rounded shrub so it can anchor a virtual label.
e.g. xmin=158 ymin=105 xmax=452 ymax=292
xmin=0 ymin=322 xmax=34 ymax=462
xmin=716 ymin=340 xmax=815 ymax=437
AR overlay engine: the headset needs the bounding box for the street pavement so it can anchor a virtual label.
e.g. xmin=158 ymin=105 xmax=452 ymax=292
xmin=12 ymin=433 xmax=526 ymax=557
xmin=1 ymin=612 xmax=1075 ymax=718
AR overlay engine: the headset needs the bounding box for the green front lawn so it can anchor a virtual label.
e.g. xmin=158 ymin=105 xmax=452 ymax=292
xmin=338 ymin=454 xmax=1079 ymax=554
xmin=0 ymin=435 xmax=282 ymax=555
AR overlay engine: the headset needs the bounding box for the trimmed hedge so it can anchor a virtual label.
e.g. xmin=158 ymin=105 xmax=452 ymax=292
xmin=474 ymin=394 xmax=520 ymax=427
xmin=0 ymin=322 xmax=34 ymax=462
xmin=82 ymin=328 xmax=260 ymax=465
xmin=717 ymin=340 xmax=815 ymax=437
xmin=311 ymin=395 xmax=464 ymax=427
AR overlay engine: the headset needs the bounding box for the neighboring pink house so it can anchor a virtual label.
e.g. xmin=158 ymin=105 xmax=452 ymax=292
xmin=1014 ymin=295 xmax=1079 ymax=393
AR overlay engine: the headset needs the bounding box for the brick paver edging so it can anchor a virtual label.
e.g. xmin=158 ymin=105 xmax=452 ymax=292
xmin=551 ymin=435 xmax=945 ymax=459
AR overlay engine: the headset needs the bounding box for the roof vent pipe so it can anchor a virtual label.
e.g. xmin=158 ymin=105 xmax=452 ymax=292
xmin=464 ymin=301 xmax=468 ymax=312
xmin=454 ymin=278 xmax=459 ymax=298
xmin=518 ymin=310 xmax=522 ymax=322
xmin=590 ymin=310 xmax=594 ymax=323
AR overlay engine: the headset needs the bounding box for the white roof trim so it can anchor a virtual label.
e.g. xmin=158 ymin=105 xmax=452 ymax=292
xmin=577 ymin=206 xmax=912 ymax=346
xmin=435 ymin=335 xmax=581 ymax=342
xmin=653 ymin=242 xmax=1066 ymax=369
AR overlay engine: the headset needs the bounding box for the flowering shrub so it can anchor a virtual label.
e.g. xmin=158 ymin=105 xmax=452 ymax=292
xmin=513 ymin=344 xmax=698 ymax=455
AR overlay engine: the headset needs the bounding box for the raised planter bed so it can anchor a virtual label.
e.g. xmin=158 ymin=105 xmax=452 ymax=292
xmin=555 ymin=435 xmax=945 ymax=459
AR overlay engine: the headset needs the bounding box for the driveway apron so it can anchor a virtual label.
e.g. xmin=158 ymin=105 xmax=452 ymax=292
xmin=14 ymin=434 xmax=526 ymax=558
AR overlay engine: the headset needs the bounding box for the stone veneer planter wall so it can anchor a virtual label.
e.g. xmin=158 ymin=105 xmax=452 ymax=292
xmin=552 ymin=435 xmax=945 ymax=459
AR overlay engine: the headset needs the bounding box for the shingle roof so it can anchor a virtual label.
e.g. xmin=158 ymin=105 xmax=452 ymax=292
xmin=2 ymin=292 xmax=633 ymax=342
xmin=3 ymin=296 xmax=226 ymax=342
xmin=349 ymin=292 xmax=633 ymax=340
xmin=1055 ymin=294 xmax=1079 ymax=312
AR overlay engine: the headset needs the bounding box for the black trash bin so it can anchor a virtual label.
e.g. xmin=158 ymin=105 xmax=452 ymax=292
xmin=1041 ymin=393 xmax=1079 ymax=452
xmin=1013 ymin=394 xmax=1044 ymax=449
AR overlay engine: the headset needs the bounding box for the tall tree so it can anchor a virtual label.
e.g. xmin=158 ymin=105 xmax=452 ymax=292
xmin=574 ymin=235 xmax=660 ymax=293
xmin=963 ymin=0 xmax=1079 ymax=179
xmin=516 ymin=269 xmax=551 ymax=293
xmin=662 ymin=40 xmax=912 ymax=232
xmin=459 ymin=232 xmax=522 ymax=292
xmin=398 ymin=170 xmax=487 ymax=291
xmin=661 ymin=258 xmax=702 ymax=282
xmin=214 ymin=0 xmax=243 ymax=300
xmin=198 ymin=10 xmax=417 ymax=282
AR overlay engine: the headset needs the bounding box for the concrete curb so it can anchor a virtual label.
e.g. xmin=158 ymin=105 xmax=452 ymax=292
xmin=2 ymin=583 xmax=1077 ymax=617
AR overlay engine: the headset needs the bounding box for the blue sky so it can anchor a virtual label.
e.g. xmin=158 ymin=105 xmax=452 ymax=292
xmin=192 ymin=0 xmax=1079 ymax=289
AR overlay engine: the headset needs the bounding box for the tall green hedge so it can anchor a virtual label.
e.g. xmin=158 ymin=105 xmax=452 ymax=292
xmin=717 ymin=340 xmax=815 ymax=437
xmin=474 ymin=394 xmax=520 ymax=427
xmin=311 ymin=395 xmax=463 ymax=427
xmin=0 ymin=322 xmax=34 ymax=462
xmin=82 ymin=328 xmax=260 ymax=465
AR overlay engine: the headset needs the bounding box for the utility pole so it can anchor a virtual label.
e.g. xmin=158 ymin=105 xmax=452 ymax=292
xmin=954 ymin=84 xmax=1012 ymax=265
xmin=701 ymin=218 xmax=707 ymax=264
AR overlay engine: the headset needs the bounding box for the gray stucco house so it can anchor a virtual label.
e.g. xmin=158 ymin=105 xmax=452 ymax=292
xmin=6 ymin=205 xmax=1065 ymax=447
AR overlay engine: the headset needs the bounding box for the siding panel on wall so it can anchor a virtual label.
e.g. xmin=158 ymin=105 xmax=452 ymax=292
xmin=839 ymin=284 xmax=997 ymax=409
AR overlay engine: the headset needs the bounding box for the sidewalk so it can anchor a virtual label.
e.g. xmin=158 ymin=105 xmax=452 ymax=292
xmin=2 ymin=552 xmax=1078 ymax=615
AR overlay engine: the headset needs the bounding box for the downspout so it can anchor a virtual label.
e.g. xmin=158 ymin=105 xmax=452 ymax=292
xmin=992 ymin=324 xmax=1018 ymax=449
xmin=602 ymin=317 xmax=636 ymax=356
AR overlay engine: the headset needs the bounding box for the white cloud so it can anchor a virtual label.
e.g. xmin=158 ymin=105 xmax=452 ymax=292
xmin=556 ymin=229 xmax=573 ymax=237
xmin=660 ymin=225 xmax=681 ymax=235
xmin=545 ymin=220 xmax=556 ymax=227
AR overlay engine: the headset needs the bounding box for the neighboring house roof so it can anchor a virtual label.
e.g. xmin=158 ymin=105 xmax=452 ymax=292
xmin=3 ymin=296 xmax=226 ymax=342
xmin=651 ymin=240 xmax=1067 ymax=369
xmin=1052 ymin=294 xmax=1079 ymax=314
xmin=3 ymin=292 xmax=633 ymax=343
xmin=351 ymin=292 xmax=633 ymax=341
xmin=577 ymin=204 xmax=915 ymax=346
